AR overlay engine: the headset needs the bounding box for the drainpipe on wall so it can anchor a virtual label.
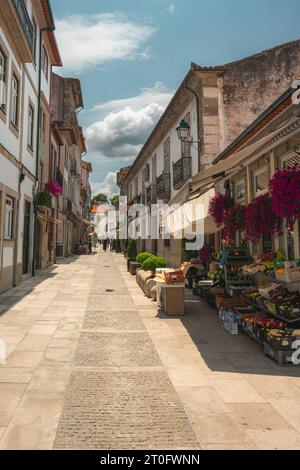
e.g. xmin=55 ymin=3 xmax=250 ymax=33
xmin=184 ymin=81 xmax=202 ymax=173
xmin=32 ymin=24 xmax=55 ymax=277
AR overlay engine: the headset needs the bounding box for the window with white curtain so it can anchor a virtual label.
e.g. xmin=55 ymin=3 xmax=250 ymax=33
xmin=0 ymin=48 xmax=6 ymax=111
xmin=11 ymin=75 xmax=19 ymax=128
xmin=28 ymin=103 xmax=34 ymax=149
xmin=4 ymin=197 xmax=14 ymax=240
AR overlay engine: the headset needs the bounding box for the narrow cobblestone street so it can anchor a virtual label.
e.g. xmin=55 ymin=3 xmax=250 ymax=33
xmin=0 ymin=250 xmax=300 ymax=450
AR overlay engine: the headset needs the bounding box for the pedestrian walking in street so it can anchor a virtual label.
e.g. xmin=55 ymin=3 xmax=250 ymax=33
xmin=88 ymin=233 xmax=93 ymax=254
xmin=103 ymin=239 xmax=108 ymax=252
xmin=93 ymin=232 xmax=97 ymax=251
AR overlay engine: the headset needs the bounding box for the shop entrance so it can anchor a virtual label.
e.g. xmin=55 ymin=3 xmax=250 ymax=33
xmin=22 ymin=201 xmax=31 ymax=275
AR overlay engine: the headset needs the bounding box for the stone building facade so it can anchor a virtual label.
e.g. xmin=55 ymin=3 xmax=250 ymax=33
xmin=51 ymin=73 xmax=91 ymax=258
xmin=0 ymin=0 xmax=62 ymax=292
xmin=118 ymin=40 xmax=300 ymax=267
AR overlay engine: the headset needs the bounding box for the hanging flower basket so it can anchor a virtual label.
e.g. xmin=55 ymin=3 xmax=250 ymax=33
xmin=223 ymin=205 xmax=246 ymax=240
xmin=209 ymin=193 xmax=234 ymax=227
xmin=198 ymin=245 xmax=211 ymax=265
xmin=45 ymin=181 xmax=63 ymax=197
xmin=270 ymin=165 xmax=300 ymax=231
xmin=245 ymin=194 xmax=280 ymax=243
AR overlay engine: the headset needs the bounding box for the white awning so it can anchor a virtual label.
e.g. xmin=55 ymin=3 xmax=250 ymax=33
xmin=166 ymin=188 xmax=218 ymax=236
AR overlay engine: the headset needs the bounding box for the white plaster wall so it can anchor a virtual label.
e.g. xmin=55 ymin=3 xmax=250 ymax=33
xmin=133 ymin=99 xmax=198 ymax=201
xmin=0 ymin=28 xmax=22 ymax=160
xmin=2 ymin=247 xmax=13 ymax=268
xmin=0 ymin=154 xmax=19 ymax=191
xmin=21 ymin=77 xmax=38 ymax=176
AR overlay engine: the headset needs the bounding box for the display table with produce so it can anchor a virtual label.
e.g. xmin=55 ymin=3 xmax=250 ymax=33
xmin=191 ymin=249 xmax=300 ymax=366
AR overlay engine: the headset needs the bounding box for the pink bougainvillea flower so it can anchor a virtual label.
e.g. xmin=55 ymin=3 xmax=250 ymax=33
xmin=209 ymin=193 xmax=234 ymax=227
xmin=270 ymin=165 xmax=300 ymax=231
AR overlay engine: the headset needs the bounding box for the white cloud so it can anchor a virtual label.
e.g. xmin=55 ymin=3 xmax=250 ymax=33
xmin=85 ymin=82 xmax=174 ymax=161
xmin=91 ymin=81 xmax=172 ymax=113
xmin=55 ymin=13 xmax=156 ymax=73
xmin=91 ymin=172 xmax=118 ymax=197
xmin=168 ymin=3 xmax=177 ymax=14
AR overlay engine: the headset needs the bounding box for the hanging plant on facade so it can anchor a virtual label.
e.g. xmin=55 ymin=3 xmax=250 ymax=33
xmin=269 ymin=165 xmax=300 ymax=231
xmin=223 ymin=205 xmax=246 ymax=240
xmin=245 ymin=194 xmax=280 ymax=243
xmin=209 ymin=193 xmax=234 ymax=227
xmin=45 ymin=181 xmax=63 ymax=197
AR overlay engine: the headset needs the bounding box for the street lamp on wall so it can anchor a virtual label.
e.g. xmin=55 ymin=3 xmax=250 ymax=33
xmin=176 ymin=120 xmax=191 ymax=142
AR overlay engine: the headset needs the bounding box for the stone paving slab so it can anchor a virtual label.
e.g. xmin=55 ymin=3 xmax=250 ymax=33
xmin=75 ymin=332 xmax=161 ymax=368
xmin=54 ymin=370 xmax=199 ymax=450
xmin=87 ymin=295 xmax=135 ymax=311
xmin=83 ymin=310 xmax=146 ymax=332
xmin=1 ymin=249 xmax=300 ymax=450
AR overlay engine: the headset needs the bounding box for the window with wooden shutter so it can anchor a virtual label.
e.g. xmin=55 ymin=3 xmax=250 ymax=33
xmin=164 ymin=138 xmax=170 ymax=174
xmin=253 ymin=166 xmax=269 ymax=197
xmin=235 ymin=178 xmax=246 ymax=204
xmin=280 ymin=151 xmax=300 ymax=169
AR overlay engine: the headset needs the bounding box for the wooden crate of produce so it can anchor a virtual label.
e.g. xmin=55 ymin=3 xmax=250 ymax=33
xmin=263 ymin=343 xmax=295 ymax=366
xmin=218 ymin=297 xmax=247 ymax=308
xmin=210 ymin=287 xmax=226 ymax=296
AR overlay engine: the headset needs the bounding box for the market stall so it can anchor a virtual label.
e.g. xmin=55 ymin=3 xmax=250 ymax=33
xmin=193 ymin=247 xmax=300 ymax=365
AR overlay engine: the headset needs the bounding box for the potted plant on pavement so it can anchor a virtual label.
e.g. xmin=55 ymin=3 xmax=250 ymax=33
xmin=126 ymin=239 xmax=138 ymax=273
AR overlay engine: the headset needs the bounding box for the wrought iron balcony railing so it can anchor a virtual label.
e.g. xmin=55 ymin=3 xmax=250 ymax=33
xmin=156 ymin=173 xmax=171 ymax=201
xmin=70 ymin=158 xmax=80 ymax=176
xmin=12 ymin=0 xmax=34 ymax=52
xmin=146 ymin=185 xmax=157 ymax=204
xmin=173 ymin=157 xmax=192 ymax=190
xmin=55 ymin=168 xmax=64 ymax=189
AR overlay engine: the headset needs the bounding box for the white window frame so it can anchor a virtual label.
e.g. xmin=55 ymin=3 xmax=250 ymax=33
xmin=235 ymin=178 xmax=246 ymax=204
xmin=28 ymin=103 xmax=34 ymax=149
xmin=0 ymin=48 xmax=6 ymax=111
xmin=4 ymin=197 xmax=14 ymax=240
xmin=41 ymin=46 xmax=49 ymax=80
xmin=11 ymin=75 xmax=19 ymax=128
xmin=252 ymin=166 xmax=268 ymax=198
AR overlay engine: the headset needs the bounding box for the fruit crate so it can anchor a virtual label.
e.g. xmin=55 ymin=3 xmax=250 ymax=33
xmin=275 ymin=268 xmax=300 ymax=283
xmin=263 ymin=343 xmax=296 ymax=366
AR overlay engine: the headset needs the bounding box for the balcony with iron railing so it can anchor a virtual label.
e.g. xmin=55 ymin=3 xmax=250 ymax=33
xmin=70 ymin=158 xmax=80 ymax=177
xmin=156 ymin=173 xmax=171 ymax=201
xmin=173 ymin=157 xmax=192 ymax=190
xmin=7 ymin=0 xmax=34 ymax=60
xmin=146 ymin=185 xmax=157 ymax=205
xmin=55 ymin=168 xmax=64 ymax=189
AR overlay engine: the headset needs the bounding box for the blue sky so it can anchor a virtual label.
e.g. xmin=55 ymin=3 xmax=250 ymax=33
xmin=51 ymin=0 xmax=300 ymax=196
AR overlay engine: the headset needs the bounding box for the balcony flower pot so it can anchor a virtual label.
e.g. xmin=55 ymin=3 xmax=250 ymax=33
xmin=37 ymin=191 xmax=52 ymax=209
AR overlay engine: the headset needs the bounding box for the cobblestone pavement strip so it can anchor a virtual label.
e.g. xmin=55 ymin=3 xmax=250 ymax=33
xmin=1 ymin=249 xmax=300 ymax=449
xmin=53 ymin=251 xmax=199 ymax=449
xmin=83 ymin=310 xmax=146 ymax=331
xmin=54 ymin=370 xmax=198 ymax=450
